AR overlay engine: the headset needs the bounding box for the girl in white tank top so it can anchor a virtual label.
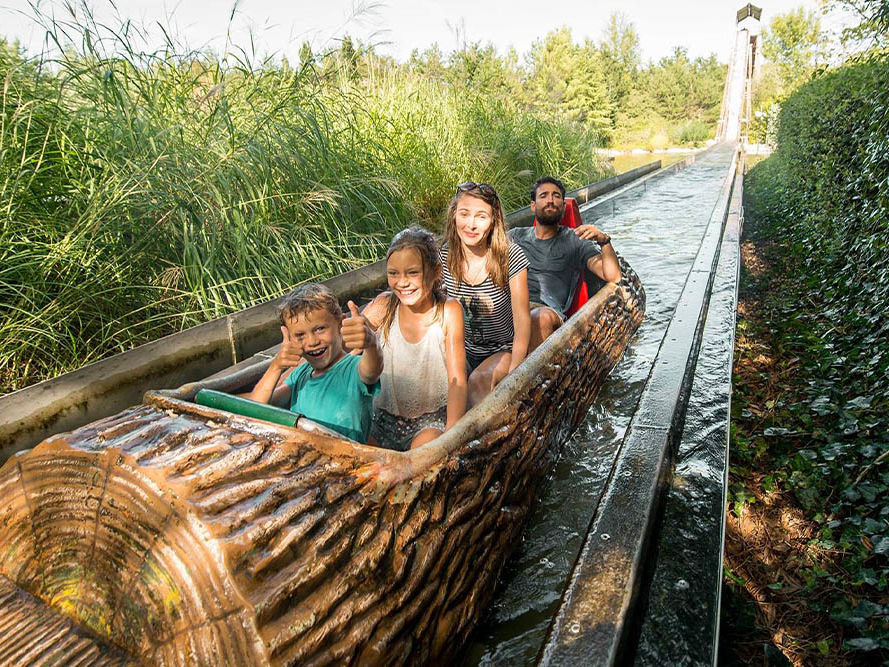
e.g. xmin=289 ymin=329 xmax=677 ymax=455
xmin=363 ymin=227 xmax=468 ymax=451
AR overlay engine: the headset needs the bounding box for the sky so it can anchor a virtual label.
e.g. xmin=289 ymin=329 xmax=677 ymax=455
xmin=1 ymin=0 xmax=849 ymax=65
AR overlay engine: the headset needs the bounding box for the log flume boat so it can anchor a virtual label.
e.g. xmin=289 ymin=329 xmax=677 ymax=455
xmin=0 ymin=255 xmax=644 ymax=665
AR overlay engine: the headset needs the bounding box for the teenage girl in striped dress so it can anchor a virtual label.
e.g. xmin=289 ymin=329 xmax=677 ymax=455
xmin=440 ymin=182 xmax=530 ymax=407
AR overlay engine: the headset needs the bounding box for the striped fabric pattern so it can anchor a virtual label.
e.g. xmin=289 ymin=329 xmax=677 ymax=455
xmin=440 ymin=243 xmax=529 ymax=359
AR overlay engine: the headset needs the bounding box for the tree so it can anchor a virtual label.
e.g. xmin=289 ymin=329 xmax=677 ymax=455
xmin=762 ymin=7 xmax=825 ymax=93
xmin=525 ymin=28 xmax=574 ymax=111
xmin=339 ymin=35 xmax=358 ymax=81
xmin=447 ymin=42 xmax=522 ymax=99
xmin=691 ymin=54 xmax=727 ymax=123
xmin=829 ymin=0 xmax=889 ymax=51
xmin=407 ymin=45 xmax=448 ymax=82
xmin=571 ymin=41 xmax=615 ymax=136
xmin=751 ymin=8 xmax=825 ymax=143
xmin=526 ymin=28 xmax=613 ymax=138
xmin=645 ymin=47 xmax=694 ymax=120
xmin=632 ymin=47 xmax=725 ymax=123
xmin=598 ymin=12 xmax=640 ymax=117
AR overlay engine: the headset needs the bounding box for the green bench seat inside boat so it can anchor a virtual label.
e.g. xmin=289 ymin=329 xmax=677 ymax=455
xmin=195 ymin=389 xmax=298 ymax=427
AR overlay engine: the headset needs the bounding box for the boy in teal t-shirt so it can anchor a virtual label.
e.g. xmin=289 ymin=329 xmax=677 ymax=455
xmin=283 ymin=354 xmax=375 ymax=443
xmin=246 ymin=283 xmax=382 ymax=443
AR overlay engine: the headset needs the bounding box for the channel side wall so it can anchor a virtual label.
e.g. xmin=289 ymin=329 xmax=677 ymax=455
xmin=539 ymin=145 xmax=740 ymax=666
xmin=632 ymin=165 xmax=744 ymax=665
xmin=0 ymin=162 xmax=660 ymax=462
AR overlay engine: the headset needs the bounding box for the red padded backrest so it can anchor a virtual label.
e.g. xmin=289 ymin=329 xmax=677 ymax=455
xmin=532 ymin=197 xmax=589 ymax=316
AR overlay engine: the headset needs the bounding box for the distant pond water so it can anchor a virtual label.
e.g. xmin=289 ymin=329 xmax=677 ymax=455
xmin=610 ymin=151 xmax=696 ymax=175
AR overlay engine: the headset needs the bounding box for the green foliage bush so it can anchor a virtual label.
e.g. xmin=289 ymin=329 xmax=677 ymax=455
xmin=671 ymin=119 xmax=711 ymax=145
xmin=742 ymin=53 xmax=889 ymax=655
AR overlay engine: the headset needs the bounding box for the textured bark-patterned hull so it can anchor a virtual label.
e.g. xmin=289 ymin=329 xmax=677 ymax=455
xmin=0 ymin=262 xmax=644 ymax=665
xmin=0 ymin=576 xmax=135 ymax=665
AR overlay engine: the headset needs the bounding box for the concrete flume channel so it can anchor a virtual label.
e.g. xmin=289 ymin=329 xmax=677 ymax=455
xmin=535 ymin=144 xmax=742 ymax=665
xmin=633 ymin=158 xmax=743 ymax=666
xmin=455 ymin=142 xmax=741 ymax=665
xmin=0 ymin=149 xmax=741 ymax=664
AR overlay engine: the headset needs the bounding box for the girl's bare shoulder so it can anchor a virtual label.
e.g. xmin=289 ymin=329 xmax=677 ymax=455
xmin=362 ymin=292 xmax=393 ymax=329
xmin=442 ymin=298 xmax=464 ymax=327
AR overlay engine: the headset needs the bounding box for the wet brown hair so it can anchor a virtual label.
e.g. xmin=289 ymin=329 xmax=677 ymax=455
xmin=379 ymin=226 xmax=446 ymax=342
xmin=279 ymin=283 xmax=342 ymax=325
xmin=445 ymin=182 xmax=510 ymax=288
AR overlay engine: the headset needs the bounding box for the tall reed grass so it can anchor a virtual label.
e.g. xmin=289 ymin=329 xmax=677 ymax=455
xmin=0 ymin=10 xmax=607 ymax=394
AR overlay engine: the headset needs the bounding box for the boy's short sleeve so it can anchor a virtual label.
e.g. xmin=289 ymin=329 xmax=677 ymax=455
xmin=348 ymin=354 xmax=380 ymax=396
xmin=283 ymin=364 xmax=307 ymax=390
xmin=281 ymin=364 xmax=310 ymax=412
xmin=359 ymin=375 xmax=381 ymax=397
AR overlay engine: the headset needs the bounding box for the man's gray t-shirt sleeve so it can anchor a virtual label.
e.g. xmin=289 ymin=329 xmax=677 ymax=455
xmin=572 ymin=232 xmax=601 ymax=271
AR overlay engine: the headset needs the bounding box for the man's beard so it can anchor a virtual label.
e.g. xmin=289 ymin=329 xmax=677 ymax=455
xmin=536 ymin=204 xmax=563 ymax=225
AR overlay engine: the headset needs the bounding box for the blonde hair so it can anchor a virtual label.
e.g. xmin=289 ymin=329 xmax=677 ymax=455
xmin=445 ymin=184 xmax=510 ymax=288
xmin=379 ymin=226 xmax=446 ymax=342
xmin=279 ymin=283 xmax=341 ymax=324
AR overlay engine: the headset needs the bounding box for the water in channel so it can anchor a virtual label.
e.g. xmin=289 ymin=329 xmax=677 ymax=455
xmin=461 ymin=143 xmax=738 ymax=665
xmin=634 ymin=173 xmax=740 ymax=666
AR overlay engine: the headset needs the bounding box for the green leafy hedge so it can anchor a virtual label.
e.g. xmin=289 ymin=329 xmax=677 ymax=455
xmin=743 ymin=54 xmax=889 ymax=655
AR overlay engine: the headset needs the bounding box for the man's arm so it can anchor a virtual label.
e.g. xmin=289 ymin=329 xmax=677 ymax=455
xmin=576 ymin=224 xmax=621 ymax=283
xmin=341 ymin=300 xmax=383 ymax=385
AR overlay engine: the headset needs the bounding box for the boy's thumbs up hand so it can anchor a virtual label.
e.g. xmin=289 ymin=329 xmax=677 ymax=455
xmin=274 ymin=324 xmax=304 ymax=368
xmin=341 ymin=300 xmax=376 ymax=352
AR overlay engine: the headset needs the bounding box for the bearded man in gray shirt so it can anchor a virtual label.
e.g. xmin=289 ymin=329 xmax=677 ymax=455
xmin=508 ymin=176 xmax=621 ymax=350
